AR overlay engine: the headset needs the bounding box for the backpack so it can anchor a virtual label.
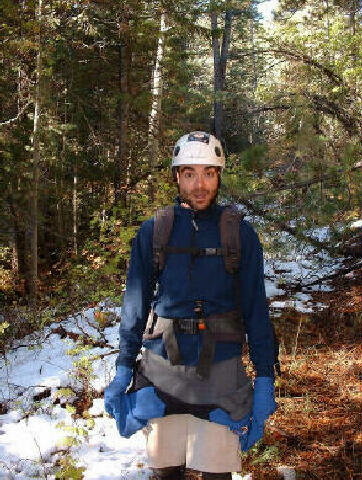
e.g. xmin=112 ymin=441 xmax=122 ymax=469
xmin=150 ymin=204 xmax=281 ymax=377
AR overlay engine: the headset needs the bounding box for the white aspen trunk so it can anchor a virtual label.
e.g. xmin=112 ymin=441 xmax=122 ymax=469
xmin=325 ymin=0 xmax=331 ymax=63
xmin=147 ymin=12 xmax=167 ymax=202
xmin=211 ymin=11 xmax=222 ymax=139
xmin=29 ymin=0 xmax=42 ymax=305
xmin=73 ymin=162 xmax=78 ymax=256
xmin=211 ymin=5 xmax=233 ymax=139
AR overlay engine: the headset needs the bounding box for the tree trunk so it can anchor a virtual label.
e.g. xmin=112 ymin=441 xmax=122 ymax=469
xmin=73 ymin=161 xmax=78 ymax=256
xmin=211 ymin=5 xmax=233 ymax=139
xmin=6 ymin=188 xmax=20 ymax=284
xmin=56 ymin=132 xmax=65 ymax=255
xmin=147 ymin=12 xmax=167 ymax=202
xmin=28 ymin=0 xmax=42 ymax=305
xmin=114 ymin=9 xmax=130 ymax=209
xmin=249 ymin=18 xmax=259 ymax=144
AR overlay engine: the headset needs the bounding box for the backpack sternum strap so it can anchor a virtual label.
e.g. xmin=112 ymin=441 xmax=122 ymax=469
xmin=152 ymin=204 xmax=244 ymax=275
xmin=164 ymin=246 xmax=223 ymax=256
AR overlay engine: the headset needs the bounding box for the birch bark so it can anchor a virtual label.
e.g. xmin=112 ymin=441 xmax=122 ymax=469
xmin=211 ymin=4 xmax=233 ymax=139
xmin=148 ymin=12 xmax=167 ymax=202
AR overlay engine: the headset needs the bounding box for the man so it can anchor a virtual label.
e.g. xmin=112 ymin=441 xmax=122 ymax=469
xmin=105 ymin=132 xmax=277 ymax=480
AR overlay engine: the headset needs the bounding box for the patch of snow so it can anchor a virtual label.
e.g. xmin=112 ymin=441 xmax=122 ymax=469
xmin=265 ymin=280 xmax=285 ymax=298
xmin=270 ymin=300 xmax=295 ymax=309
xmin=277 ymin=465 xmax=296 ymax=480
xmin=0 ymin=333 xmax=75 ymax=402
xmin=350 ymin=219 xmax=362 ymax=229
xmin=307 ymin=284 xmax=334 ymax=292
xmin=79 ymin=422 xmax=151 ymax=480
xmin=0 ymin=407 xmax=68 ymax=462
xmin=295 ymin=293 xmax=311 ymax=302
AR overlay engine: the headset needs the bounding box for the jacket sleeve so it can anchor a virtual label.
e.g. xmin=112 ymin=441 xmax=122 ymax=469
xmin=115 ymin=219 xmax=154 ymax=368
xmin=239 ymin=221 xmax=275 ymax=378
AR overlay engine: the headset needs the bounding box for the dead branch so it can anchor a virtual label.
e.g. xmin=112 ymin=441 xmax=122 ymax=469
xmin=0 ymin=101 xmax=32 ymax=127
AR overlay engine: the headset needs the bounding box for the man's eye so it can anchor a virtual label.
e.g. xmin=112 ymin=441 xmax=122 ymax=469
xmin=184 ymin=172 xmax=194 ymax=178
xmin=206 ymin=171 xmax=215 ymax=177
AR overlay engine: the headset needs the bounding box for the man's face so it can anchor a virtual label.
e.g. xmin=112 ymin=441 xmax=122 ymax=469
xmin=177 ymin=164 xmax=219 ymax=211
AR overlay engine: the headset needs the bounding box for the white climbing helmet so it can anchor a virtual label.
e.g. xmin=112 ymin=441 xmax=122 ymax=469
xmin=172 ymin=131 xmax=225 ymax=169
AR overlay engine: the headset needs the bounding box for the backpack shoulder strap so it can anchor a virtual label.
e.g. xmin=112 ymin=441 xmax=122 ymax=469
xmin=153 ymin=205 xmax=175 ymax=273
xmin=219 ymin=205 xmax=244 ymax=275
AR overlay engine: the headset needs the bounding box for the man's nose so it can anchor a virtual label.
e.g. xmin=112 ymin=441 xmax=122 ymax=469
xmin=195 ymin=174 xmax=206 ymax=189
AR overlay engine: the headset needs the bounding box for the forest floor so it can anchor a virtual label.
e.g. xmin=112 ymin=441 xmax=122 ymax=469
xmin=0 ymin=227 xmax=361 ymax=479
xmin=243 ymin=267 xmax=362 ymax=480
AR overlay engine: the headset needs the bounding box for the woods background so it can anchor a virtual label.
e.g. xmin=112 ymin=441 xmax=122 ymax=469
xmin=1 ymin=0 xmax=360 ymax=310
xmin=0 ymin=1 xmax=361 ymax=477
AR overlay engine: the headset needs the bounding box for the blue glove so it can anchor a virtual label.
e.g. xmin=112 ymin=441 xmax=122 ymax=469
xmin=104 ymin=366 xmax=133 ymax=418
xmin=241 ymin=376 xmax=277 ymax=451
xmin=104 ymin=366 xmax=166 ymax=438
xmin=116 ymin=386 xmax=166 ymax=438
xmin=209 ymin=408 xmax=250 ymax=435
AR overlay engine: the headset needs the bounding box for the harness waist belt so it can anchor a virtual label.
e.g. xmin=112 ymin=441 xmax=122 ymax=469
xmin=143 ymin=310 xmax=245 ymax=379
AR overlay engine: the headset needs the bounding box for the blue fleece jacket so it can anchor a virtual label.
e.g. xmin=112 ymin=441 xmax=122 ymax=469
xmin=115 ymin=200 xmax=275 ymax=377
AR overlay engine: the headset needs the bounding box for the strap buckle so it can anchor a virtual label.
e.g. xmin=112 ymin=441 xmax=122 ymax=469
xmin=204 ymin=248 xmax=218 ymax=255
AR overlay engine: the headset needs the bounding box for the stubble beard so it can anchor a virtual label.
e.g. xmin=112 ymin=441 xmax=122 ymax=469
xmin=179 ymin=186 xmax=218 ymax=211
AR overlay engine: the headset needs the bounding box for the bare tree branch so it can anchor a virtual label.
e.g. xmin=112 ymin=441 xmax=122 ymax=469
xmin=0 ymin=101 xmax=32 ymax=127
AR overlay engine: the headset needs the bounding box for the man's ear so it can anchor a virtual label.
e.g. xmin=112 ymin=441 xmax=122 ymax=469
xmin=172 ymin=167 xmax=179 ymax=183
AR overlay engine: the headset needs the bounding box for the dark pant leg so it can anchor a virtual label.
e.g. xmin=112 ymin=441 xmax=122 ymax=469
xmin=150 ymin=465 xmax=185 ymax=479
xmin=184 ymin=469 xmax=232 ymax=480
xmin=201 ymin=473 xmax=232 ymax=480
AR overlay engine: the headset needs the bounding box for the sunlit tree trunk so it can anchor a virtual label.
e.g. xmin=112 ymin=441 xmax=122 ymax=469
xmin=73 ymin=161 xmax=78 ymax=256
xmin=6 ymin=186 xmax=20 ymax=282
xmin=147 ymin=12 xmax=167 ymax=202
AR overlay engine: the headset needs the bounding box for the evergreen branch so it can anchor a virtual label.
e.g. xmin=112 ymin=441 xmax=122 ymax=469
xmin=232 ymin=195 xmax=338 ymax=255
xmin=248 ymin=104 xmax=292 ymax=113
xmin=230 ymin=48 xmax=348 ymax=87
xmin=226 ymin=162 xmax=362 ymax=198
xmin=235 ymin=90 xmax=359 ymax=136
xmin=302 ymin=90 xmax=359 ymax=135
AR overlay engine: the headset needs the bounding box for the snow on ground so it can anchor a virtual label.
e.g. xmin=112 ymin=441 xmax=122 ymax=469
xmin=0 ymin=309 xmax=156 ymax=480
xmin=0 ymin=308 xmax=253 ymax=479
